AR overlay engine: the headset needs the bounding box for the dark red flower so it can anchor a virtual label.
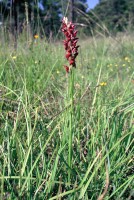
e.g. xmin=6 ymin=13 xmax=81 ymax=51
xmin=69 ymin=59 xmax=76 ymax=67
xmin=61 ymin=17 xmax=79 ymax=72
xmin=64 ymin=65 xmax=70 ymax=73
xmin=66 ymin=52 xmax=71 ymax=59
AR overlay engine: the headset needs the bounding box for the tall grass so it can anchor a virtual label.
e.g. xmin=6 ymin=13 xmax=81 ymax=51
xmin=0 ymin=33 xmax=134 ymax=199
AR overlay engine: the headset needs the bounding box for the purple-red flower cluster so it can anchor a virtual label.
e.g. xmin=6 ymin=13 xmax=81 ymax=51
xmin=61 ymin=17 xmax=79 ymax=73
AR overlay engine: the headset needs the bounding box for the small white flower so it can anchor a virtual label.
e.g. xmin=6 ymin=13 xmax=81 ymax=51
xmin=63 ymin=17 xmax=68 ymax=25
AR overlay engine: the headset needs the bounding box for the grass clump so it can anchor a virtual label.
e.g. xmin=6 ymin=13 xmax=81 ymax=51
xmin=0 ymin=33 xmax=134 ymax=199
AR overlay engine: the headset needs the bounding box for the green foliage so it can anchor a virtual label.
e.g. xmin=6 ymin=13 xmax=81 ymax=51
xmin=40 ymin=0 xmax=61 ymax=36
xmin=89 ymin=0 xmax=134 ymax=33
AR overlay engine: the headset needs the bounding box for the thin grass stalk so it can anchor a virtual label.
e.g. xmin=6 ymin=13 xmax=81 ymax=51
xmin=25 ymin=2 xmax=30 ymax=45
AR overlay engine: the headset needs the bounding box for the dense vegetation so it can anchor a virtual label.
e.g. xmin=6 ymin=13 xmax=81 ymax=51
xmin=89 ymin=0 xmax=134 ymax=33
xmin=0 ymin=0 xmax=134 ymax=37
xmin=0 ymin=29 xmax=134 ymax=200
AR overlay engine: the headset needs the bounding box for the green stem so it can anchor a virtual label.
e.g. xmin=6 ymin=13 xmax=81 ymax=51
xmin=68 ymin=68 xmax=74 ymax=183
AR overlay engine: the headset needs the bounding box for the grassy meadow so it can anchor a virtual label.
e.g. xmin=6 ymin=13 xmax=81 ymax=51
xmin=0 ymin=32 xmax=134 ymax=199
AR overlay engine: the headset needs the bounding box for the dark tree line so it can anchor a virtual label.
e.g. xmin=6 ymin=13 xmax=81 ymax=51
xmin=88 ymin=0 xmax=134 ymax=33
xmin=0 ymin=0 xmax=88 ymax=38
xmin=0 ymin=0 xmax=134 ymax=39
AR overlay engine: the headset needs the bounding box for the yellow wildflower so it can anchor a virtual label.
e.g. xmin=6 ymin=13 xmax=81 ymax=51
xmin=124 ymin=57 xmax=129 ymax=61
xmin=56 ymin=70 xmax=60 ymax=74
xmin=122 ymin=64 xmax=126 ymax=67
xmin=100 ymin=82 xmax=107 ymax=86
xmin=34 ymin=34 xmax=39 ymax=39
xmin=124 ymin=57 xmax=131 ymax=63
xmin=81 ymin=75 xmax=84 ymax=79
xmin=12 ymin=56 xmax=17 ymax=60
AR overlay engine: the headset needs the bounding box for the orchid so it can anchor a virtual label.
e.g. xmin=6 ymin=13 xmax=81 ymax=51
xmin=61 ymin=17 xmax=79 ymax=73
